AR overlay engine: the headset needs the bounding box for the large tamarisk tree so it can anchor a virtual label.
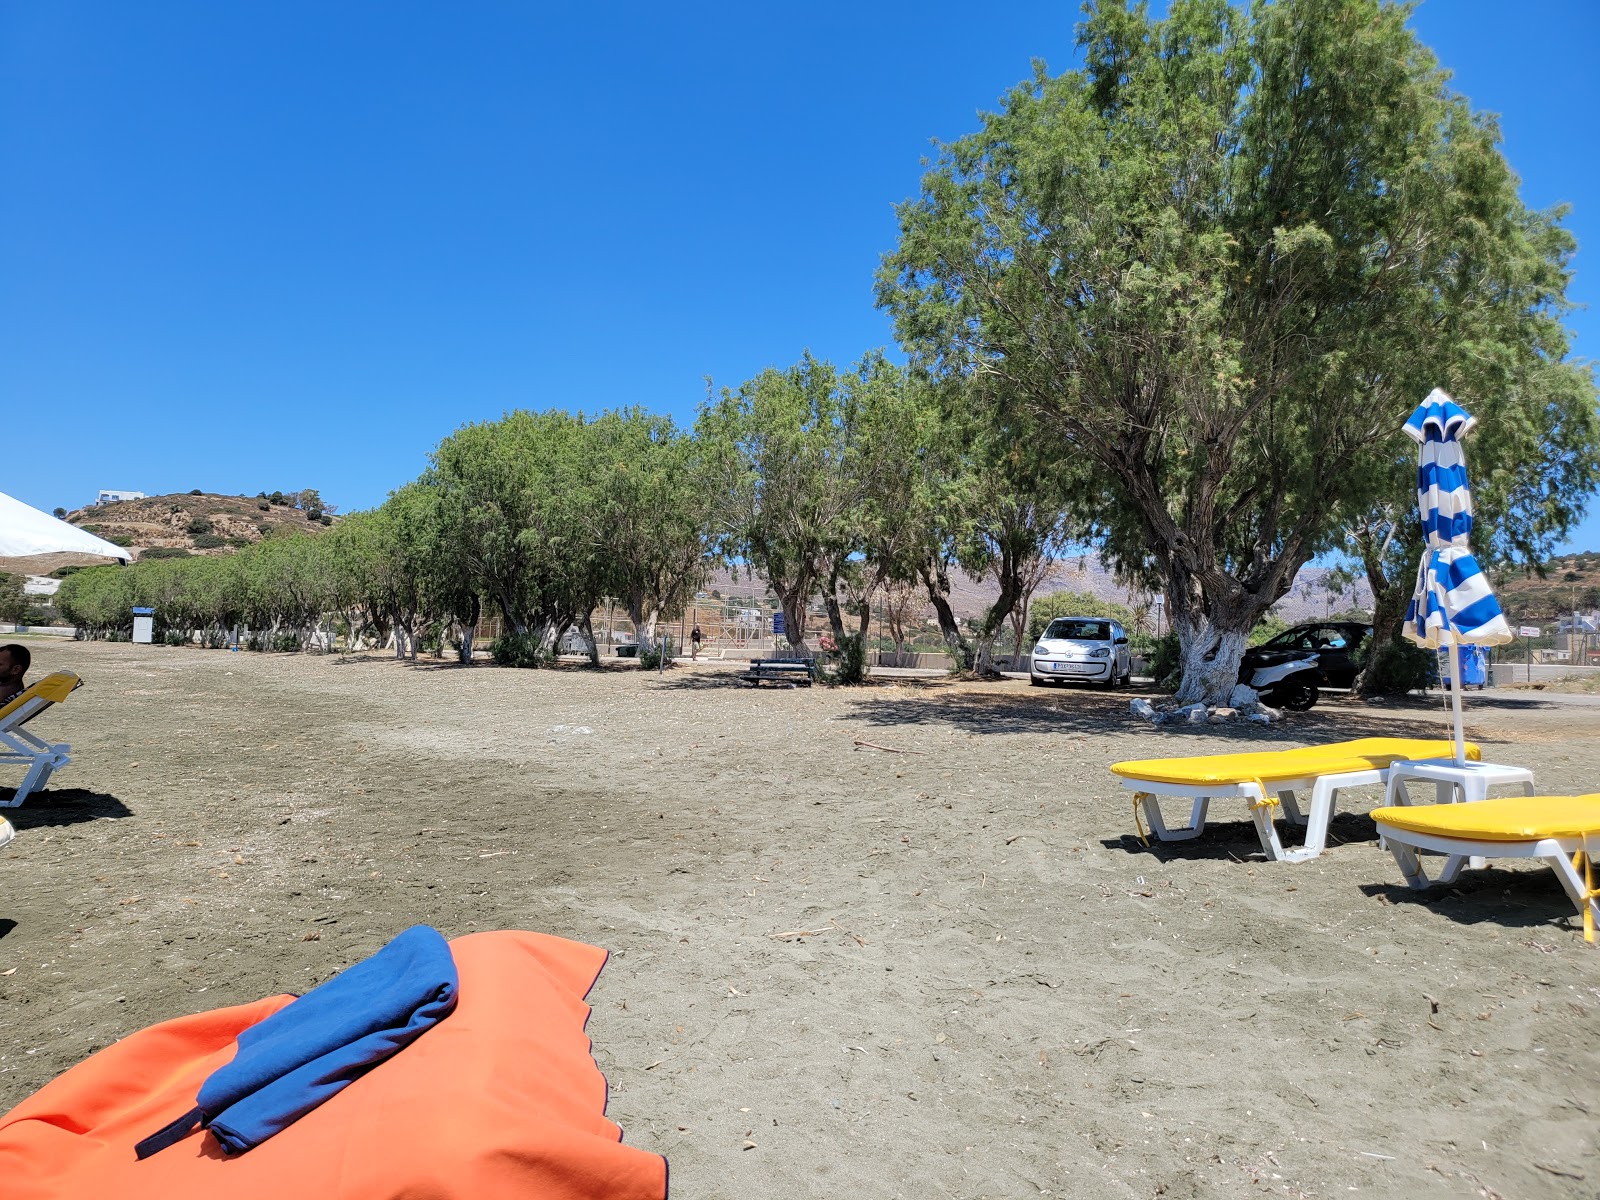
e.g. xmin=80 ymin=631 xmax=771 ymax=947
xmin=879 ymin=0 xmax=1592 ymax=704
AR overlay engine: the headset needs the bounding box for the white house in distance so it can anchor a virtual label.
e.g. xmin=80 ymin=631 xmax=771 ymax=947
xmin=96 ymin=488 xmax=145 ymax=505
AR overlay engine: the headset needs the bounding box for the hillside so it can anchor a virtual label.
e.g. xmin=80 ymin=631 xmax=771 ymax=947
xmin=62 ymin=492 xmax=335 ymax=561
xmin=1493 ymin=551 xmax=1600 ymax=620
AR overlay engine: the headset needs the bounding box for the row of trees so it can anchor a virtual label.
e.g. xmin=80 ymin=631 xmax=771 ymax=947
xmin=55 ymin=1 xmax=1600 ymax=702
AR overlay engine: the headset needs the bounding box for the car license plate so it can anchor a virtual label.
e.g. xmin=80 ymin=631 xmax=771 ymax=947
xmin=1055 ymin=662 xmax=1092 ymax=674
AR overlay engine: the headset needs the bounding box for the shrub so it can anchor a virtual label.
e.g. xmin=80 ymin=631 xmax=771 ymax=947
xmin=108 ymin=534 xmax=133 ymax=547
xmin=52 ymin=507 xmax=66 ymax=518
xmin=51 ymin=565 xmax=84 ymax=578
xmin=491 ymin=630 xmax=547 ymax=668
xmin=306 ymin=508 xmax=323 ymax=522
xmin=1148 ymin=631 xmax=1180 ymax=689
xmin=227 ymin=536 xmax=253 ymax=548
xmin=163 ymin=629 xmax=189 ymax=646
xmin=825 ymin=633 xmax=867 ymax=685
xmin=1355 ymin=637 xmax=1434 ymax=695
xmin=318 ymin=514 xmax=333 ymax=526
xmin=140 ymin=546 xmax=192 ymax=559
xmin=638 ymin=635 xmax=676 ymax=670
xmin=186 ymin=516 xmax=214 ymax=536
xmin=268 ymin=491 xmax=286 ymax=505
xmin=189 ymin=489 xmax=203 ymax=496
xmin=273 ymin=631 xmax=301 ymax=653
xmin=192 ymin=533 xmax=225 ymax=549
xmin=257 ymin=502 xmax=270 ymax=511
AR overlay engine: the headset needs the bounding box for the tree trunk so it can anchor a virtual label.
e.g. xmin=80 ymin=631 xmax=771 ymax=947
xmin=1355 ymin=551 xmax=1410 ymax=696
xmin=778 ymin=588 xmax=809 ymax=653
xmin=458 ymin=594 xmax=480 ymax=664
xmin=822 ymin=592 xmax=847 ymax=646
xmin=919 ymin=560 xmax=972 ymax=670
xmin=579 ymin=612 xmax=601 ymax=668
xmin=973 ymin=565 xmax=1023 ymax=678
xmin=1170 ymin=611 xmax=1253 ymax=706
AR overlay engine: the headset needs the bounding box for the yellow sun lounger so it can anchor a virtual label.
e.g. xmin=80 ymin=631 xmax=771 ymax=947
xmin=1110 ymin=737 xmax=1479 ymax=863
xmin=1372 ymin=795 xmax=1600 ymax=943
xmin=0 ymin=672 xmax=82 ymax=808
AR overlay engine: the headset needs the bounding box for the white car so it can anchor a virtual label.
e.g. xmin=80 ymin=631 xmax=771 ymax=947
xmin=1030 ymin=616 xmax=1132 ymax=687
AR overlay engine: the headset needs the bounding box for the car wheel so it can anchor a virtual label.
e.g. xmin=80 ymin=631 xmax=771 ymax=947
xmin=1029 ymin=674 xmax=1043 ymax=687
xmin=1274 ymin=681 xmax=1318 ymax=711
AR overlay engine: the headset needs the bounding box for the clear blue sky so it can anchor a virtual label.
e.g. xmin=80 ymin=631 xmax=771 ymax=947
xmin=3 ymin=1 xmax=1596 ymax=550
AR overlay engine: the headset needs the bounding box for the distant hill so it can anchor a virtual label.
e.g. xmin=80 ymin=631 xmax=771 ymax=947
xmin=1493 ymin=551 xmax=1600 ymax=620
xmin=59 ymin=492 xmax=336 ymax=562
xmin=705 ymin=555 xmax=1376 ymax=626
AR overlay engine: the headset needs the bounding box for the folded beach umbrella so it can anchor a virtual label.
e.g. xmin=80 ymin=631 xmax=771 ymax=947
xmin=1401 ymin=389 xmax=1511 ymax=764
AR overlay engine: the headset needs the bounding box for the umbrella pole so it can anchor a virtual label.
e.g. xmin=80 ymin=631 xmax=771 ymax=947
xmin=1448 ymin=640 xmax=1466 ymax=766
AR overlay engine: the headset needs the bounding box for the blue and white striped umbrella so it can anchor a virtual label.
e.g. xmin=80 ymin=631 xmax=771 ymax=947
xmin=1401 ymin=389 xmax=1511 ymax=650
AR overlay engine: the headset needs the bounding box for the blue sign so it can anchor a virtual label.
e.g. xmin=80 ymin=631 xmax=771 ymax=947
xmin=132 ymin=607 xmax=155 ymax=615
xmin=772 ymin=611 xmax=785 ymax=635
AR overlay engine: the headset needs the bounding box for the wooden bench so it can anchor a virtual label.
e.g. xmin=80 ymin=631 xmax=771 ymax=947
xmin=740 ymin=658 xmax=816 ymax=687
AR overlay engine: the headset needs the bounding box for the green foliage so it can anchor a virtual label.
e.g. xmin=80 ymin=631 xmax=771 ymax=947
xmin=258 ymin=502 xmax=270 ymax=511
xmin=1148 ymin=632 xmax=1181 ymax=689
xmin=1027 ymin=592 xmax=1138 ymax=644
xmin=491 ymin=630 xmax=547 ymax=668
xmin=0 ymin=572 xmax=27 ymax=622
xmin=1356 ymin=637 xmax=1434 ymax=696
xmin=878 ymin=0 xmax=1595 ymax=703
xmin=1248 ymin=614 xmax=1289 ymax=647
xmin=186 ymin=516 xmax=214 ymax=536
xmin=637 ymin=635 xmax=676 ymax=670
xmin=825 ymin=633 xmax=867 ymax=685
xmin=141 ymin=546 xmax=193 ymax=560
xmin=192 ymin=533 xmax=225 ymax=549
xmin=189 ymin=489 xmax=203 ymax=496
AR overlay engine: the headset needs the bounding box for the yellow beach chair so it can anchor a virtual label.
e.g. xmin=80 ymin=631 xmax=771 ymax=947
xmin=0 ymin=671 xmax=81 ymax=808
xmin=1111 ymin=737 xmax=1478 ymax=863
xmin=1372 ymin=794 xmax=1600 ymax=943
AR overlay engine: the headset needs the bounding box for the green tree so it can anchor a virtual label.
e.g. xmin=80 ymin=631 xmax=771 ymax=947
xmin=0 ymin=572 xmax=28 ymax=623
xmin=698 ymin=354 xmax=864 ymax=655
xmin=590 ymin=409 xmax=711 ymax=663
xmin=878 ymin=0 xmax=1594 ymax=704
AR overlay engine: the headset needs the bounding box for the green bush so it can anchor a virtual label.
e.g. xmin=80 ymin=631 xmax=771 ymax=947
xmin=141 ymin=546 xmax=192 ymax=559
xmin=825 ymin=633 xmax=867 ymax=685
xmin=163 ymin=629 xmax=189 ymax=646
xmin=186 ymin=516 xmax=214 ymax=536
xmin=108 ymin=534 xmax=133 ymax=548
xmin=258 ymin=502 xmax=271 ymax=512
xmin=638 ymin=635 xmax=676 ymax=670
xmin=189 ymin=489 xmax=203 ymax=496
xmin=318 ymin=514 xmax=333 ymax=526
xmin=1148 ymin=631 xmax=1181 ymax=689
xmin=192 ymin=533 xmax=225 ymax=549
xmin=1355 ymin=637 xmax=1434 ymax=695
xmin=273 ymin=631 xmax=301 ymax=653
xmin=491 ymin=630 xmax=547 ymax=668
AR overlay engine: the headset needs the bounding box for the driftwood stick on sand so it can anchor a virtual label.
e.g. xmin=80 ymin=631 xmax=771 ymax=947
xmin=852 ymin=738 xmax=923 ymax=755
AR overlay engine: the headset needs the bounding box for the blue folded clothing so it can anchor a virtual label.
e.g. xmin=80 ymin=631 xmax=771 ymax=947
xmin=136 ymin=924 xmax=459 ymax=1159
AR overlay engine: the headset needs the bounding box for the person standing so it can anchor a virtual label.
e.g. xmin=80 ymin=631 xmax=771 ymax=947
xmin=689 ymin=624 xmax=702 ymax=660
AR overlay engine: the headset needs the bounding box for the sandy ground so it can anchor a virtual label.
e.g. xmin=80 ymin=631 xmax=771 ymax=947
xmin=3 ymin=641 xmax=1598 ymax=1199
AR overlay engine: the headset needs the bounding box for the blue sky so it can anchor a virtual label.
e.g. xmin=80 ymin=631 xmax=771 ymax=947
xmin=3 ymin=1 xmax=1597 ymax=551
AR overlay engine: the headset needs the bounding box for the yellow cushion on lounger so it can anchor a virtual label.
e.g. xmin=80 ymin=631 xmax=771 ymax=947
xmin=0 ymin=673 xmax=81 ymax=723
xmin=1110 ymin=737 xmax=1479 ymax=788
xmin=1372 ymin=794 xmax=1600 ymax=842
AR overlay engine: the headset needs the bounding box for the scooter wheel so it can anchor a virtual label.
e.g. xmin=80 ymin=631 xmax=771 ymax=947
xmin=1271 ymin=681 xmax=1319 ymax=711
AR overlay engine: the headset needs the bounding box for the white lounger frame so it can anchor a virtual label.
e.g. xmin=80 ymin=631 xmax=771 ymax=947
xmin=1124 ymin=769 xmax=1387 ymax=864
xmin=0 ymin=697 xmax=73 ymax=809
xmin=1377 ymin=825 xmax=1599 ymax=938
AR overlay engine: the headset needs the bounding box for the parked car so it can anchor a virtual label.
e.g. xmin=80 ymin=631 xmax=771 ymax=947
xmin=1030 ymin=616 xmax=1131 ymax=687
xmin=1241 ymin=621 xmax=1372 ymax=690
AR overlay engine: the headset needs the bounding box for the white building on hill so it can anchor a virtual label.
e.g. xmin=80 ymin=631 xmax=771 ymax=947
xmin=96 ymin=489 xmax=145 ymax=505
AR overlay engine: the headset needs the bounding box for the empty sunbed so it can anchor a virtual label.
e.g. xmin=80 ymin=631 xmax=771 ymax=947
xmin=1371 ymin=794 xmax=1600 ymax=944
xmin=1111 ymin=737 xmax=1478 ymax=863
xmin=0 ymin=671 xmax=81 ymax=808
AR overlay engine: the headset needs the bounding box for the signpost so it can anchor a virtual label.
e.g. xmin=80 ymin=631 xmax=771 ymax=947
xmin=1518 ymin=625 xmax=1541 ymax=682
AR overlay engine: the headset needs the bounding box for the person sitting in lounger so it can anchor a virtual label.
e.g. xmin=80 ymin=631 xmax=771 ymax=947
xmin=0 ymin=643 xmax=29 ymax=707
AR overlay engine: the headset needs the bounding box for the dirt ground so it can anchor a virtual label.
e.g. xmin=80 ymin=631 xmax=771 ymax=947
xmin=3 ymin=640 xmax=1598 ymax=1199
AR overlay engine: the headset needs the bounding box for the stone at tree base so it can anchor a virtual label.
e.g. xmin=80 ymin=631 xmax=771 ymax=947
xmin=1186 ymin=706 xmax=1208 ymax=725
xmin=1208 ymin=707 xmax=1237 ymax=723
xmin=1228 ymin=684 xmax=1260 ymax=709
xmin=1130 ymin=697 xmax=1157 ymax=721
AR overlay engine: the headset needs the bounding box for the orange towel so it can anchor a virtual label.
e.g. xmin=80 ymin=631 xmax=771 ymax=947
xmin=0 ymin=931 xmax=668 ymax=1200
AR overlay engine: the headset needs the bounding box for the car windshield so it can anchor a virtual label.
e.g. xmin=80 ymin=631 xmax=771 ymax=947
xmin=1044 ymin=619 xmax=1110 ymax=641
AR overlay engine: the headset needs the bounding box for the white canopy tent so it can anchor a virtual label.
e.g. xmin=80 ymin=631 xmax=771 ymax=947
xmin=0 ymin=491 xmax=131 ymax=562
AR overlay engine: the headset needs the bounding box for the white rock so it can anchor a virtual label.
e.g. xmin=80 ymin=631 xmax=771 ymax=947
xmin=1248 ymin=712 xmax=1273 ymax=725
xmin=1209 ymin=707 xmax=1238 ymax=723
xmin=1228 ymin=683 xmax=1260 ymax=709
xmin=1130 ymin=697 xmax=1157 ymax=720
xmin=1255 ymin=703 xmax=1281 ymax=720
xmin=1187 ymin=706 xmax=1209 ymax=724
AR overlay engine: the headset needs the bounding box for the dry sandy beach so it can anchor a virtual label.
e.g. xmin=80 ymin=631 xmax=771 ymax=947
xmin=2 ymin=641 xmax=1597 ymax=1198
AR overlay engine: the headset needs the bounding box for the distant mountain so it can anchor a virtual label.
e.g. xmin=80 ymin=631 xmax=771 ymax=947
xmin=702 ymin=555 xmax=1375 ymax=626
